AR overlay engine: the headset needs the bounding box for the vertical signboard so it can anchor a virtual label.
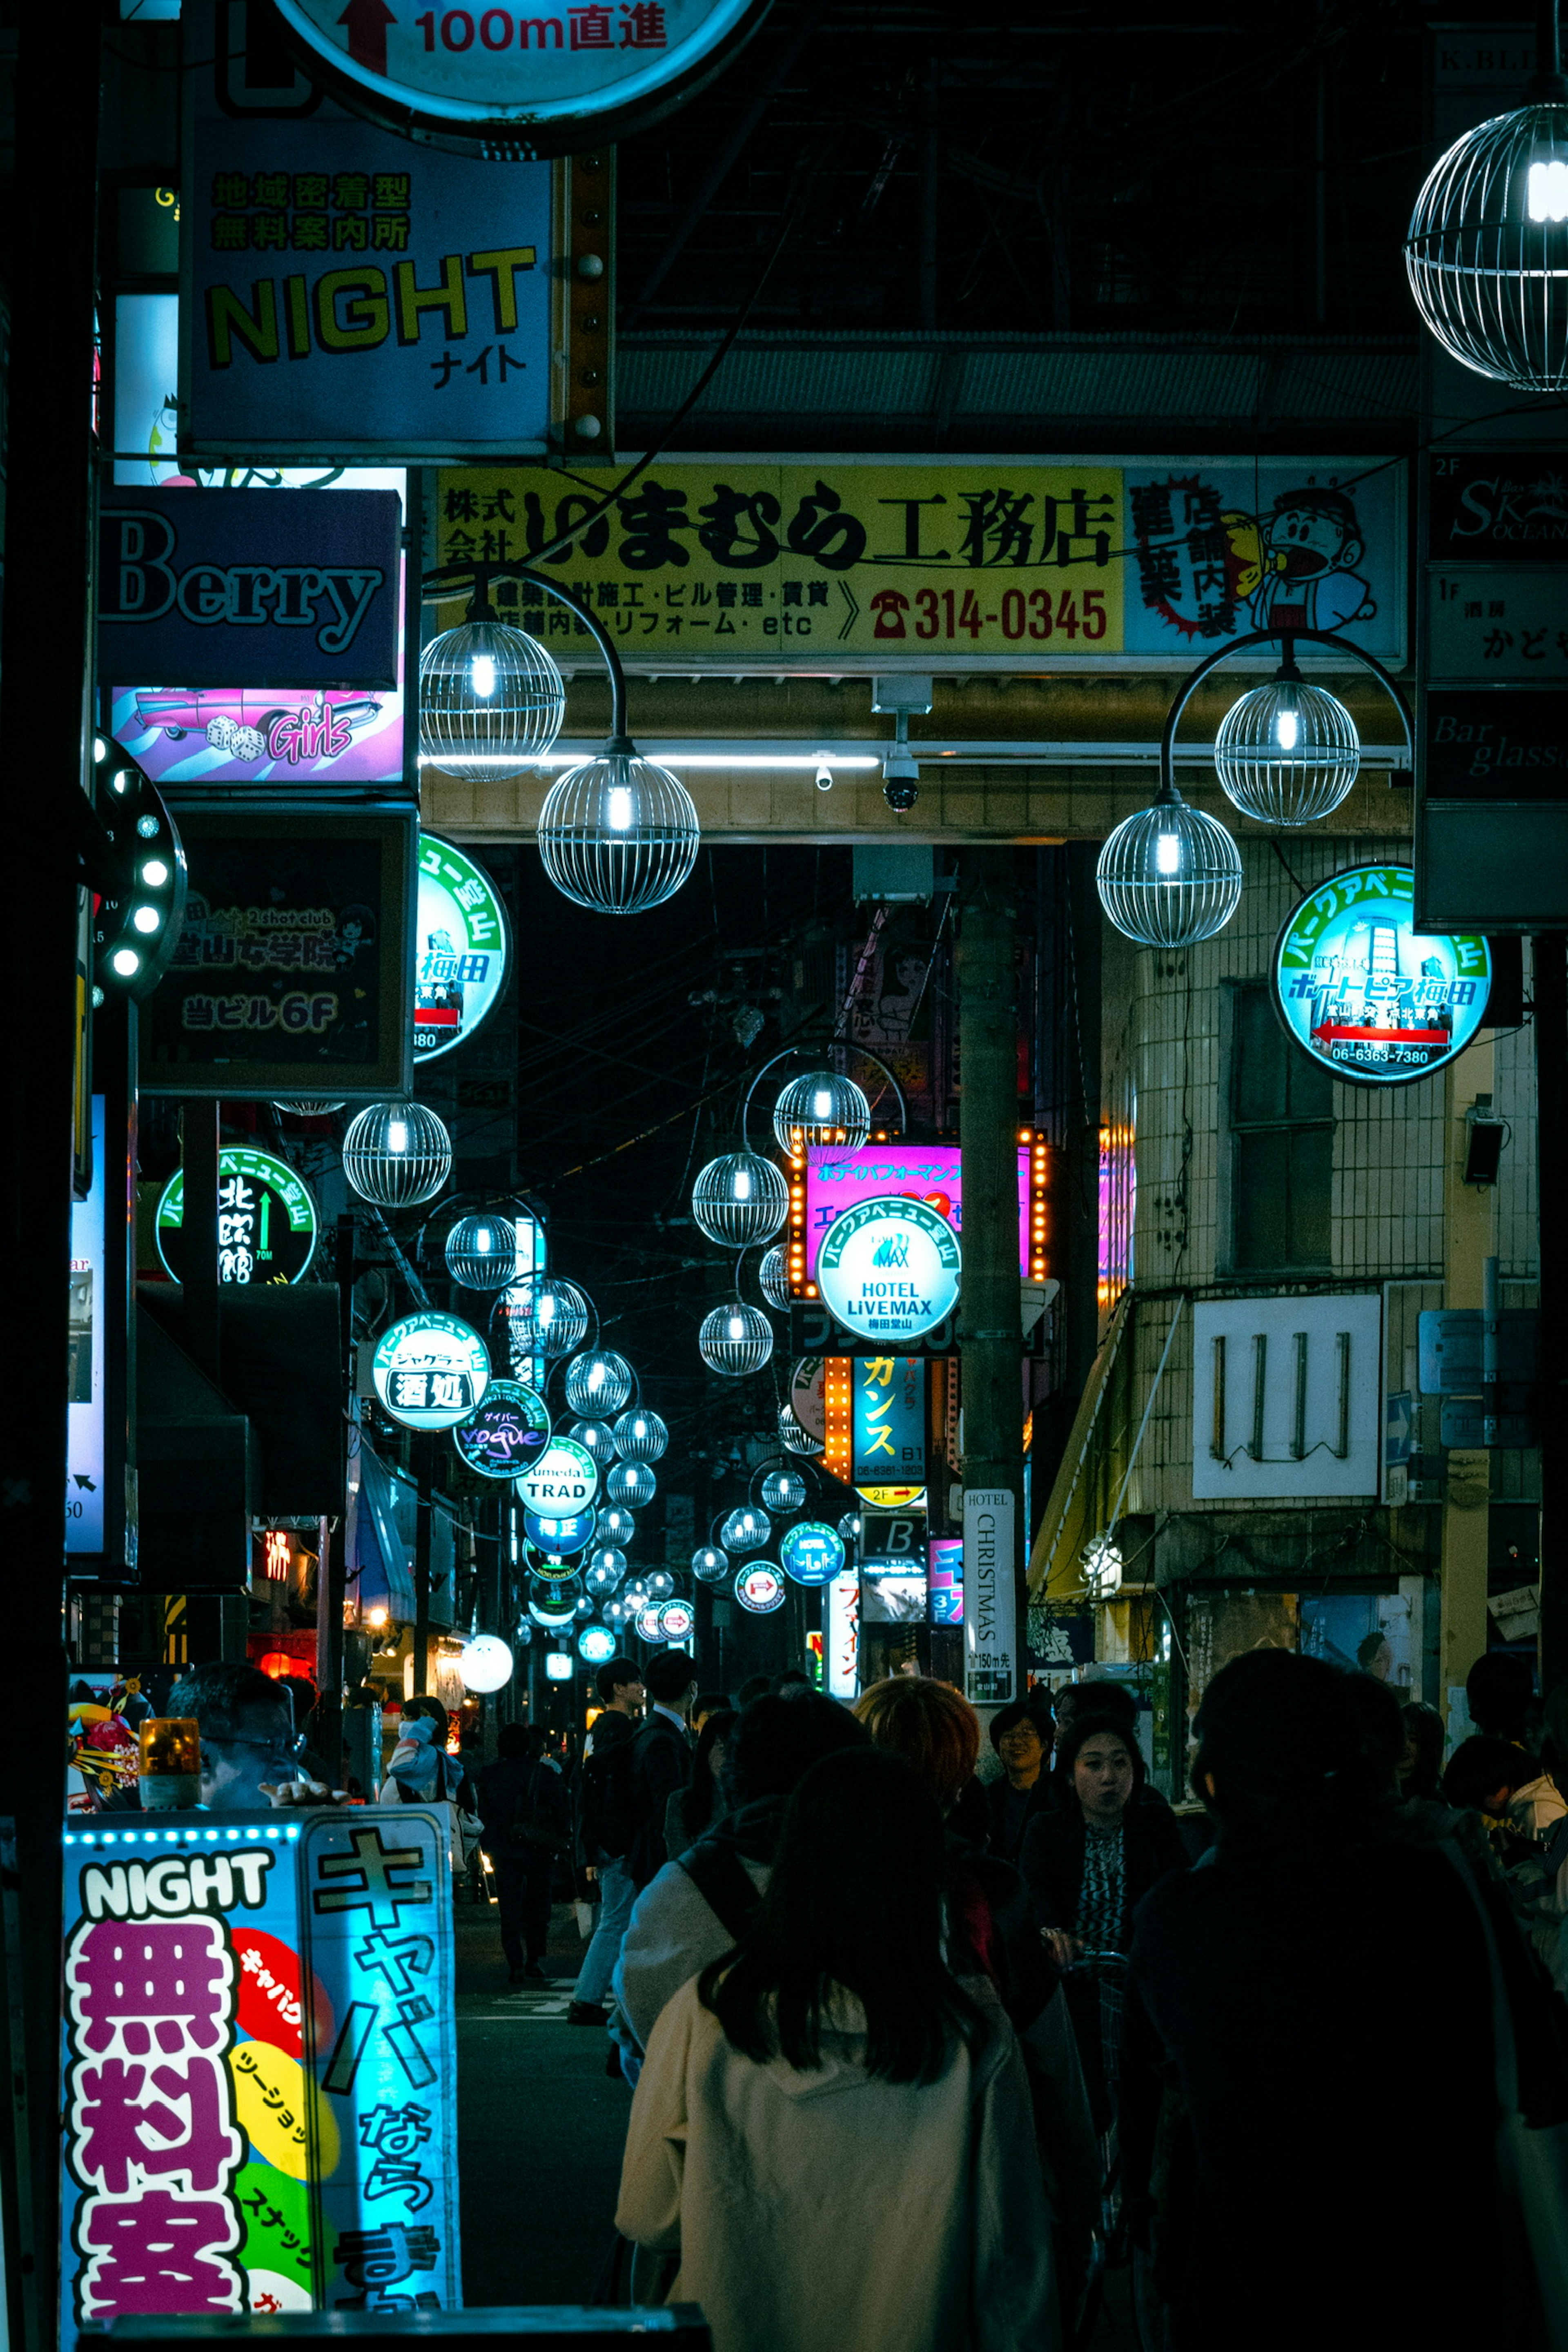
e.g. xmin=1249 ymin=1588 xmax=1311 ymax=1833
xmin=851 ymin=1356 xmax=927 ymax=1488
xmin=823 ymin=1569 xmax=860 ymax=1701
xmin=66 ymin=1100 xmax=106 ymax=1557
xmin=963 ymin=1488 xmax=1016 ymax=1704
xmin=59 ymin=1809 xmax=458 ymax=2343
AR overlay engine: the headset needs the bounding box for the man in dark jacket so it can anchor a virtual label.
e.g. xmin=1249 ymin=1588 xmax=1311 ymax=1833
xmin=568 ymin=1655 xmax=644 ymax=2025
xmin=625 ymin=1648 xmax=698 ymax=1889
xmin=477 ymin=1723 xmax=570 ymax=1986
xmin=983 ymin=1695 xmax=1056 ymax=1860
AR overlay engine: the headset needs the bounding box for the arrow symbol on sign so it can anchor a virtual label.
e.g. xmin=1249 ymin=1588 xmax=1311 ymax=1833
xmin=338 ymin=0 xmax=396 ymax=76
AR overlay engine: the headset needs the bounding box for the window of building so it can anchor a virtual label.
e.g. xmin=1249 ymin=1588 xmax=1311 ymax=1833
xmin=1228 ymin=980 xmax=1333 ymax=1271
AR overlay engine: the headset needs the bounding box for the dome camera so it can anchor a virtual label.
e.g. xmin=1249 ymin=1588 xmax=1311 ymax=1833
xmin=882 ymin=746 xmax=920 ymax=813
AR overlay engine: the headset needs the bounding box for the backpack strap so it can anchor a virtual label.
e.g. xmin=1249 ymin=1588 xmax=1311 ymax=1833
xmin=677 ymin=1838 xmax=764 ymax=1943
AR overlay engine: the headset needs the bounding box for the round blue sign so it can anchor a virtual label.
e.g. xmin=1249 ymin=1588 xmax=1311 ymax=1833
xmin=779 ymin=1521 xmax=846 ymax=1588
xmin=524 ymin=1507 xmax=597 ymax=1556
xmin=577 ymin=1623 xmax=618 ymax=1665
xmin=1274 ymin=864 xmax=1491 ymax=1087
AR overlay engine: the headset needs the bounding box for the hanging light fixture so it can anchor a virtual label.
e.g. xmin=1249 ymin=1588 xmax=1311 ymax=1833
xmin=690 ymin=1152 xmax=789 ymax=1247
xmin=564 ymin=1349 xmax=634 ymax=1416
xmin=1096 ymin=791 xmax=1243 ymax=949
xmin=612 ymin=1408 xmax=668 ymax=1463
xmin=274 ymin=1099 xmax=347 ymax=1117
xmin=537 ymin=752 xmax=700 ymax=915
xmin=1404 ymin=22 xmax=1568 ymax=391
xmin=443 ymin=1213 xmax=518 ymax=1291
xmin=570 ymin=1419 xmax=619 ymax=1466
xmin=760 ymin=1467 xmax=807 ymax=1513
xmin=837 ymin=1512 xmax=862 ymax=1542
xmin=778 ymin=1401 xmax=821 ymax=1455
xmin=759 ymin=1246 xmax=792 ymax=1311
xmin=607 ymin=1460 xmax=657 ymax=1508
xmin=692 ymin=1545 xmax=729 ymax=1583
xmin=699 ymin=1301 xmax=774 ymax=1377
xmin=585 ymin=1547 xmax=626 ymax=1594
xmin=771 ymin=1069 xmax=871 ymax=1154
xmin=1213 ymin=657 xmax=1361 ymax=826
xmin=599 ymin=1504 xmax=637 ymax=1546
xmin=498 ymin=1274 xmax=589 ymax=1359
xmin=601 ymin=1591 xmax=634 ymax=1626
xmin=643 ymin=1567 xmax=675 ymax=1602
xmin=342 ymin=1100 xmax=453 ymax=1208
xmin=720 ymin=1503 xmax=772 ymax=1552
xmin=419 ymin=612 xmax=566 ymax=780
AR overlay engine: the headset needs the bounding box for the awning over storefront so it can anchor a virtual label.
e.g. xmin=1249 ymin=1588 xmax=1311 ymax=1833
xmin=347 ymin=1443 xmax=455 ymax=1629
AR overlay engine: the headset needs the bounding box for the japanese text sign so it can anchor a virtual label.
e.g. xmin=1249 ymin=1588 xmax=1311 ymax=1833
xmin=138 ymin=807 xmax=416 ymax=1100
xmin=964 ymin=1488 xmax=1016 ymax=1705
xmin=67 ymin=1099 xmax=107 ymax=1558
xmin=1427 ymin=451 xmax=1568 ymax=563
xmin=100 ymin=491 xmax=400 ymax=687
xmin=184 ymin=98 xmax=552 ymax=459
xmin=803 ymin=1143 xmax=1031 ymax=1282
xmin=852 ymin=1356 xmax=927 ymax=1488
xmin=434 ymin=456 xmax=1404 ymax=669
xmin=58 ymin=1810 xmax=458 ymax=2342
xmin=1274 ymin=863 xmax=1491 ymax=1086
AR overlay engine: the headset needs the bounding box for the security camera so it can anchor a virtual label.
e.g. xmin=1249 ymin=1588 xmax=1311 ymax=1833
xmin=882 ymin=746 xmax=920 ymax=813
xmin=815 ymin=757 xmax=833 ymax=792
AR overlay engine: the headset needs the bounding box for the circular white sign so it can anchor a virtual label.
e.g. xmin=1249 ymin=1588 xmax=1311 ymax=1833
xmin=516 ymin=1435 xmax=599 ymax=1514
xmin=372 ymin=1312 xmax=490 ymax=1430
xmin=459 ymin=1634 xmax=514 ymax=1692
xmin=415 ymin=837 xmax=510 ymax=1065
xmin=272 ymin=0 xmax=768 ymax=154
xmin=816 ymin=1196 xmax=961 ymax=1343
xmin=734 ymin=1562 xmax=784 ymax=1615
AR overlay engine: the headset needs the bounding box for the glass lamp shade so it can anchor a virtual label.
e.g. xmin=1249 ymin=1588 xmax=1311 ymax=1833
xmin=611 ymin=1407 xmax=667 ymax=1462
xmin=443 ymin=1212 xmax=518 ymax=1291
xmin=837 ymin=1512 xmax=863 ymax=1542
xmin=607 ymin=1460 xmax=657 ymax=1508
xmin=720 ymin=1504 xmax=772 ymax=1552
xmin=759 ymin=1245 xmax=792 ymax=1311
xmin=570 ymin=1419 xmax=618 ymax=1466
xmin=690 ymin=1152 xmax=789 ymax=1247
xmin=419 ymin=618 xmax=566 ymax=781
xmin=274 ymin=1098 xmax=347 ymax=1116
xmin=778 ymin=1401 xmax=822 ymax=1455
xmin=643 ymin=1568 xmax=675 ymax=1601
xmin=760 ymin=1467 xmax=807 ymax=1513
xmin=1214 ymin=678 xmax=1361 ymax=825
xmin=459 ymin=1635 xmax=514 ymax=1692
xmin=537 ymin=751 xmax=700 ymax=914
xmin=601 ymin=1592 xmax=634 ymax=1626
xmin=499 ymin=1275 xmax=589 ymax=1359
xmin=699 ymin=1300 xmax=775 ymax=1377
xmin=599 ymin=1505 xmax=637 ymax=1545
xmin=342 ymin=1099 xmax=452 ymax=1208
xmin=1405 ymin=102 xmax=1568 ymax=390
xmin=564 ymin=1349 xmax=634 ymax=1416
xmin=585 ymin=1547 xmax=626 ymax=1593
xmin=771 ymin=1069 xmax=871 ymax=1154
xmin=692 ymin=1545 xmax=729 ymax=1584
xmin=1096 ymin=798 xmax=1244 ymax=948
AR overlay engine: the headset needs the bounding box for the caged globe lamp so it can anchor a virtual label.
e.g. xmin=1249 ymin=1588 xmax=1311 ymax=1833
xmin=501 ymin=1275 xmax=589 ymax=1360
xmin=538 ymin=751 xmax=701 ymax=915
xmin=760 ymin=1467 xmax=807 ymax=1513
xmin=570 ymin=1419 xmax=618 ymax=1466
xmin=599 ymin=1505 xmax=637 ymax=1546
xmin=691 ymin=1152 xmax=789 ymax=1247
xmin=692 ymin=1545 xmax=728 ymax=1584
xmin=1213 ymin=661 xmax=1361 ymax=826
xmin=771 ymin=1069 xmax=871 ymax=1154
xmin=778 ymin=1401 xmax=821 ymax=1455
xmin=1404 ymin=16 xmax=1568 ymax=392
xmin=342 ymin=1100 xmax=453 ymax=1209
xmin=419 ymin=615 xmax=566 ymax=780
xmin=613 ymin=1408 xmax=668 ymax=1462
xmin=443 ymin=1213 xmax=518 ymax=1291
xmin=607 ymin=1460 xmax=657 ymax=1509
xmin=585 ymin=1547 xmax=627 ymax=1594
xmin=759 ymin=1246 xmax=792 ymax=1311
xmin=699 ymin=1301 xmax=774 ymax=1377
xmin=564 ymin=1349 xmax=634 ymax=1417
xmin=721 ymin=1504 xmax=772 ymax=1552
xmin=1096 ymin=791 xmax=1244 ymax=949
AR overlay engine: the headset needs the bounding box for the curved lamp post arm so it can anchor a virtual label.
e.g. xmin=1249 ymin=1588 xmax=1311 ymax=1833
xmin=422 ymin=559 xmax=631 ymax=746
xmin=739 ymin=1041 xmax=908 ymax=1150
xmin=1158 ymin=626 xmax=1415 ymax=800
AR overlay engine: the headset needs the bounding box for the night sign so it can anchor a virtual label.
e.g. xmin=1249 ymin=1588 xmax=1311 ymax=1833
xmin=372 ymin=1311 xmax=490 ymax=1429
xmin=414 ymin=838 xmax=509 ymax=1062
xmin=734 ymin=1562 xmax=784 ymax=1615
xmin=515 ymin=1436 xmax=598 ymax=1514
xmin=778 ymin=1522 xmax=846 ymax=1588
xmin=157 ymin=1147 xmax=318 ymax=1286
xmin=1274 ymin=864 xmax=1491 ymax=1086
xmin=450 ymin=1378 xmax=548 ymax=1478
xmin=523 ymin=1506 xmax=596 ymax=1556
xmin=816 ymin=1197 xmax=961 ymax=1343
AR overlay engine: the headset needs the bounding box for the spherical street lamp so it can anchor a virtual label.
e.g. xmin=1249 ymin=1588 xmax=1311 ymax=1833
xmin=599 ymin=1505 xmax=637 ymax=1546
xmin=1096 ymin=793 xmax=1244 ymax=949
xmin=537 ymin=751 xmax=700 ymax=914
xmin=570 ymin=1419 xmax=618 ymax=1466
xmin=1213 ymin=670 xmax=1361 ymax=825
xmin=721 ymin=1504 xmax=772 ymax=1552
xmin=585 ymin=1547 xmax=626 ymax=1594
xmin=1405 ymin=66 xmax=1568 ymax=391
xmin=342 ymin=1100 xmax=452 ymax=1208
xmin=564 ymin=1349 xmax=634 ymax=1416
xmin=443 ymin=1213 xmax=518 ymax=1291
xmin=419 ymin=617 xmax=566 ymax=780
xmin=761 ymin=1467 xmax=807 ymax=1513
xmin=759 ymin=1246 xmax=792 ymax=1311
xmin=500 ymin=1275 xmax=589 ymax=1359
xmin=607 ymin=1460 xmax=657 ymax=1508
xmin=778 ymin=1401 xmax=821 ymax=1455
xmin=692 ymin=1545 xmax=728 ymax=1583
xmin=459 ymin=1634 xmax=514 ymax=1692
xmin=771 ymin=1069 xmax=871 ymax=1154
xmin=612 ymin=1408 xmax=668 ymax=1462
xmin=699 ymin=1301 xmax=774 ymax=1376
xmin=690 ymin=1152 xmax=789 ymax=1247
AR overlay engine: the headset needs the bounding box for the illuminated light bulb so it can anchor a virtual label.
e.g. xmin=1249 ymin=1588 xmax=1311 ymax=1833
xmin=111 ymin=947 xmax=140 ymax=976
xmin=728 ymin=1315 xmax=744 ymax=1339
xmin=141 ymin=858 xmax=169 ymax=886
xmin=131 ymin=905 xmax=161 ymax=933
xmin=606 ymin=785 xmax=633 ymax=831
xmin=1274 ymin=707 xmax=1300 ymax=751
xmin=1528 ymin=157 xmax=1568 ymax=222
xmin=136 ymin=814 xmax=159 ymax=837
xmin=387 ymin=1120 xmax=408 ymax=1154
xmin=733 ymin=1167 xmax=751 ymax=1200
xmin=470 ymin=653 xmax=497 ymax=698
xmin=112 ymin=770 xmax=132 ymax=795
xmin=1155 ymin=833 xmax=1181 ymax=876
xmin=813 ymin=1089 xmax=832 ymax=1118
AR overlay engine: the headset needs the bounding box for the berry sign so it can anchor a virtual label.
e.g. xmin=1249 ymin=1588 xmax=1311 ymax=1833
xmin=270 ymin=0 xmax=771 ymax=158
xmin=815 ymin=1196 xmax=961 ymax=1344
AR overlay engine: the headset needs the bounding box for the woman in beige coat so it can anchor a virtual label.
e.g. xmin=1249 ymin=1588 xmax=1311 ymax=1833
xmin=616 ymin=1747 xmax=1058 ymax=2352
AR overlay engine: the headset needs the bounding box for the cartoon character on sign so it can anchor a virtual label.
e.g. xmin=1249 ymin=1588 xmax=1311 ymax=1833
xmin=1130 ymin=474 xmax=1374 ymax=642
xmin=1247 ymin=485 xmax=1374 ymax=636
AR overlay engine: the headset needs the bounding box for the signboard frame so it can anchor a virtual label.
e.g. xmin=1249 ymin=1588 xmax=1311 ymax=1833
xmin=1273 ymin=863 xmax=1492 ymax=1088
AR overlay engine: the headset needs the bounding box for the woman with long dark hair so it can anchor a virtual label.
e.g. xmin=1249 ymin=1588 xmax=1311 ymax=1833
xmin=616 ymin=1746 xmax=1056 ymax=2352
xmin=662 ymin=1706 xmax=735 ymax=1862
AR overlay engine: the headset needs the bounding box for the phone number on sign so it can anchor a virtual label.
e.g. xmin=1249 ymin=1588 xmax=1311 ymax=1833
xmin=874 ymin=586 xmax=1109 ymax=642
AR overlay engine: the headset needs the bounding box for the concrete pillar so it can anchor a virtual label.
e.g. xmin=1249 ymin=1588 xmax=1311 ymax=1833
xmin=1439 ymin=1034 xmax=1495 ymax=1723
